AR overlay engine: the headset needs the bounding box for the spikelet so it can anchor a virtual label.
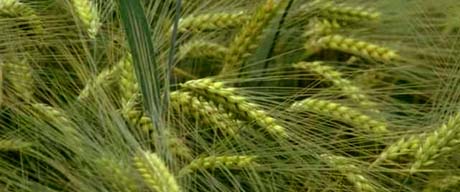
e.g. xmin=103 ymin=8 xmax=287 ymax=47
xmin=0 ymin=0 xmax=43 ymax=33
xmin=182 ymin=78 xmax=288 ymax=138
xmin=178 ymin=41 xmax=228 ymax=61
xmin=289 ymin=98 xmax=387 ymax=133
xmin=293 ymin=61 xmax=377 ymax=110
xmin=311 ymin=35 xmax=399 ymax=62
xmin=410 ymin=113 xmax=460 ymax=173
xmin=0 ymin=138 xmax=32 ymax=151
xmin=133 ymin=152 xmax=181 ymax=192
xmin=95 ymin=157 xmax=139 ymax=192
xmin=317 ymin=1 xmax=380 ymax=22
xmin=4 ymin=59 xmax=34 ymax=102
xmin=322 ymin=154 xmax=377 ymax=192
xmin=170 ymin=91 xmax=242 ymax=136
xmin=179 ymin=155 xmax=257 ymax=176
xmin=71 ymin=0 xmax=100 ymax=38
xmin=372 ymin=134 xmax=421 ymax=166
xmin=220 ymin=0 xmax=284 ymax=74
xmin=78 ymin=64 xmax=121 ymax=101
xmin=178 ymin=11 xmax=249 ymax=32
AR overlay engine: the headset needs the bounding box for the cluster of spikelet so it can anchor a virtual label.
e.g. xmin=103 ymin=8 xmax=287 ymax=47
xmin=0 ymin=0 xmax=459 ymax=191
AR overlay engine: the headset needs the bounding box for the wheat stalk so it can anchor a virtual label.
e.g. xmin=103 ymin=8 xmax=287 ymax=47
xmin=178 ymin=155 xmax=257 ymax=176
xmin=133 ymin=152 xmax=181 ymax=192
xmin=289 ymin=98 xmax=387 ymax=133
xmin=219 ymin=0 xmax=285 ymax=75
xmin=182 ymin=78 xmax=287 ymax=138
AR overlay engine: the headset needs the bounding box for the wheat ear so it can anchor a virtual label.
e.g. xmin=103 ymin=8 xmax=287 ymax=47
xmin=219 ymin=0 xmax=284 ymax=75
xmin=317 ymin=1 xmax=380 ymax=22
xmin=410 ymin=113 xmax=460 ymax=173
xmin=4 ymin=59 xmax=34 ymax=102
xmin=0 ymin=0 xmax=43 ymax=34
xmin=293 ymin=61 xmax=378 ymax=110
xmin=118 ymin=53 xmax=139 ymax=111
xmin=423 ymin=175 xmax=460 ymax=192
xmin=304 ymin=18 xmax=341 ymax=38
xmin=95 ymin=157 xmax=139 ymax=192
xmin=133 ymin=152 xmax=181 ymax=192
xmin=0 ymin=138 xmax=32 ymax=151
xmin=71 ymin=0 xmax=100 ymax=38
xmin=182 ymin=78 xmax=287 ymax=138
xmin=289 ymin=98 xmax=387 ymax=133
xmin=310 ymin=34 xmax=399 ymax=62
xmin=179 ymin=155 xmax=257 ymax=176
xmin=78 ymin=63 xmax=120 ymax=101
xmin=322 ymin=154 xmax=377 ymax=192
xmin=371 ymin=134 xmax=420 ymax=166
xmin=170 ymin=91 xmax=241 ymax=136
xmin=124 ymin=111 xmax=192 ymax=159
xmin=31 ymin=103 xmax=82 ymax=152
xmin=178 ymin=41 xmax=228 ymax=61
xmin=178 ymin=11 xmax=249 ymax=32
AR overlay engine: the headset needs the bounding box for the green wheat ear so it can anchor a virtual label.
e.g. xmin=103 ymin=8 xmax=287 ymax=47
xmin=0 ymin=0 xmax=43 ymax=34
xmin=133 ymin=152 xmax=181 ymax=192
xmin=178 ymin=155 xmax=257 ymax=176
xmin=0 ymin=138 xmax=32 ymax=151
xmin=70 ymin=0 xmax=100 ymax=38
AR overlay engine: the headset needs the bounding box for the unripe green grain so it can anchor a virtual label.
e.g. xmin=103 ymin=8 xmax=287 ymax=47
xmin=71 ymin=0 xmax=100 ymax=38
xmin=178 ymin=11 xmax=249 ymax=32
xmin=179 ymin=155 xmax=257 ymax=176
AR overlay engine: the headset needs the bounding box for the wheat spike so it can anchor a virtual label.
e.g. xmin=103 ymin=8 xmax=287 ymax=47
xmin=118 ymin=53 xmax=139 ymax=110
xmin=317 ymin=1 xmax=380 ymax=22
xmin=410 ymin=113 xmax=460 ymax=173
xmin=289 ymin=98 xmax=387 ymax=133
xmin=372 ymin=134 xmax=421 ymax=166
xmin=78 ymin=63 xmax=121 ymax=101
xmin=179 ymin=155 xmax=257 ymax=176
xmin=311 ymin=34 xmax=399 ymax=62
xmin=133 ymin=152 xmax=181 ymax=192
xmin=293 ymin=61 xmax=378 ymax=110
xmin=423 ymin=175 xmax=460 ymax=192
xmin=178 ymin=11 xmax=249 ymax=32
xmin=178 ymin=41 xmax=228 ymax=61
xmin=304 ymin=18 xmax=341 ymax=38
xmin=322 ymin=154 xmax=377 ymax=192
xmin=95 ymin=157 xmax=139 ymax=192
xmin=0 ymin=0 xmax=43 ymax=33
xmin=220 ymin=0 xmax=284 ymax=75
xmin=71 ymin=0 xmax=100 ymax=38
xmin=0 ymin=138 xmax=32 ymax=151
xmin=4 ymin=59 xmax=34 ymax=102
xmin=170 ymin=91 xmax=242 ymax=136
xmin=182 ymin=78 xmax=288 ymax=138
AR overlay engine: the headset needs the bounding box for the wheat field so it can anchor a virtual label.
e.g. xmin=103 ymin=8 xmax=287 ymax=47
xmin=0 ymin=0 xmax=459 ymax=191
